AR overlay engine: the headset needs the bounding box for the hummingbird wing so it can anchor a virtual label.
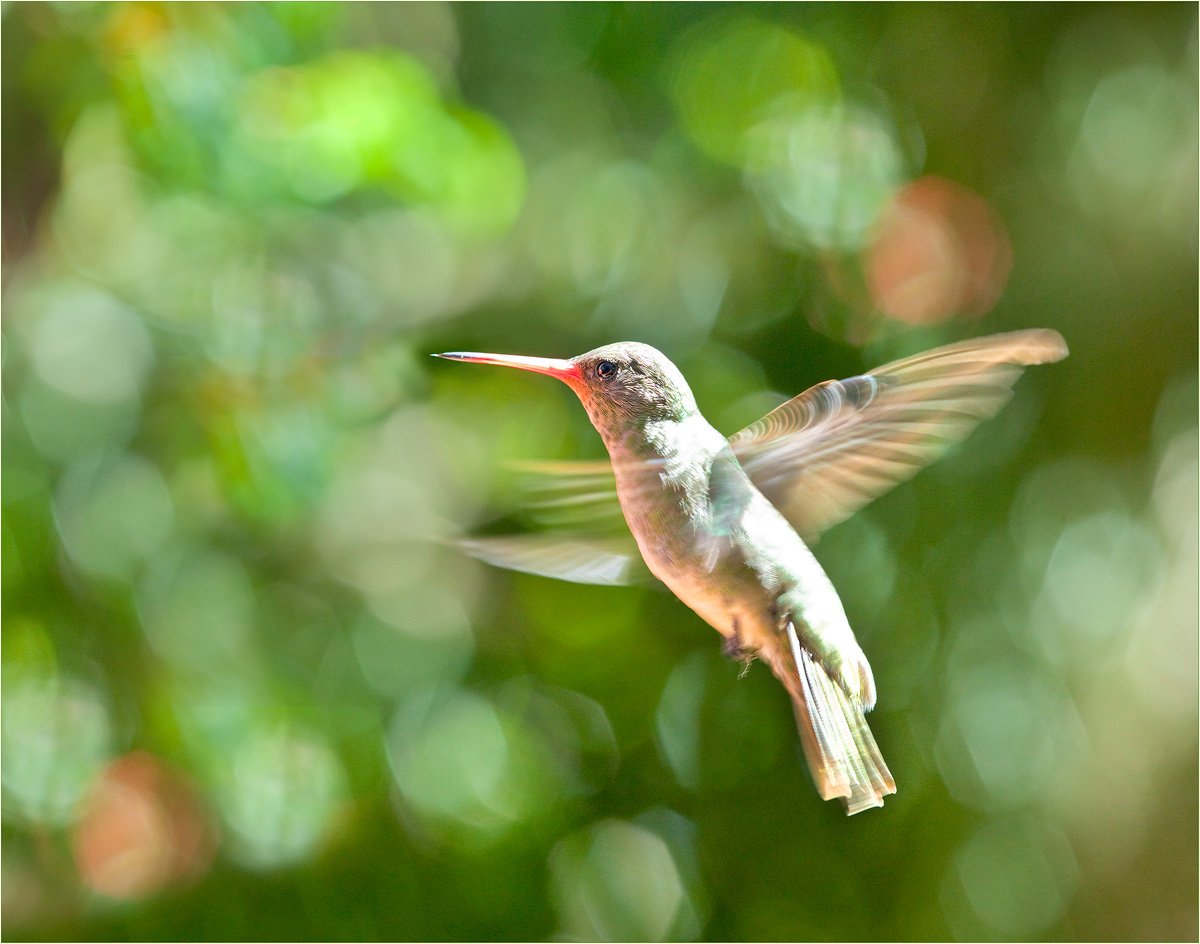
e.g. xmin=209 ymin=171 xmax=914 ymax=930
xmin=456 ymin=534 xmax=653 ymax=586
xmin=728 ymin=329 xmax=1068 ymax=540
xmin=453 ymin=460 xmax=655 ymax=586
xmin=509 ymin=460 xmax=627 ymax=533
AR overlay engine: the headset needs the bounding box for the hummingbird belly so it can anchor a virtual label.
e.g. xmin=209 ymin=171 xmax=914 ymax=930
xmin=620 ymin=459 xmax=855 ymax=662
xmin=608 ymin=419 xmax=868 ymax=699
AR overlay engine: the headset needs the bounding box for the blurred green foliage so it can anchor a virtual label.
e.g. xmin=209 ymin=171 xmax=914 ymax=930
xmin=2 ymin=3 xmax=1196 ymax=941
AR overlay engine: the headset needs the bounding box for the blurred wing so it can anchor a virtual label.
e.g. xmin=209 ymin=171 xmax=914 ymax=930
xmin=729 ymin=330 xmax=1068 ymax=540
xmin=510 ymin=460 xmax=627 ymax=533
xmin=457 ymin=534 xmax=653 ymax=586
xmin=457 ymin=459 xmax=657 ymax=586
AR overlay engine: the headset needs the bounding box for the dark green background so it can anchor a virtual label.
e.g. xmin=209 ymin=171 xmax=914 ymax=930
xmin=3 ymin=3 xmax=1196 ymax=941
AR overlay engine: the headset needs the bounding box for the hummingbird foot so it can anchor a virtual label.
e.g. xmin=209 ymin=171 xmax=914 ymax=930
xmin=721 ymin=623 xmax=758 ymax=676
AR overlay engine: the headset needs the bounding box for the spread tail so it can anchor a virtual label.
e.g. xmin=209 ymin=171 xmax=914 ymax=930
xmin=767 ymin=622 xmax=896 ymax=815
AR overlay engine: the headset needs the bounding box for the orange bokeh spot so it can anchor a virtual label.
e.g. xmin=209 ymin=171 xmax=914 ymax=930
xmin=867 ymin=176 xmax=1012 ymax=325
xmin=102 ymin=2 xmax=171 ymax=60
xmin=72 ymin=752 xmax=215 ymax=901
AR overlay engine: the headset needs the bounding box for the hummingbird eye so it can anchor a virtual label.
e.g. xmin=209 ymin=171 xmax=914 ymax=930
xmin=595 ymin=360 xmax=617 ymax=379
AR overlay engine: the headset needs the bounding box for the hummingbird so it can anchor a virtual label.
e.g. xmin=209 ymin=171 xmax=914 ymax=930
xmin=435 ymin=330 xmax=1067 ymax=814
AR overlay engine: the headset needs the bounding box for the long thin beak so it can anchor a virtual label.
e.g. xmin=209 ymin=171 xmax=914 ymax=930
xmin=434 ymin=351 xmax=579 ymax=382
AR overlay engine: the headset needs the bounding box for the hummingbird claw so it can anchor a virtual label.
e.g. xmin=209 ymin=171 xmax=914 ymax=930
xmin=722 ymin=622 xmax=757 ymax=675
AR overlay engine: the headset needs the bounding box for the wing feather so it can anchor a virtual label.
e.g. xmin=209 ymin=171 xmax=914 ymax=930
xmin=729 ymin=329 xmax=1068 ymax=539
xmin=456 ymin=534 xmax=651 ymax=586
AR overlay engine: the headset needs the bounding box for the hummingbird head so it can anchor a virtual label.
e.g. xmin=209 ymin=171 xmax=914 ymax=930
xmin=569 ymin=341 xmax=699 ymax=429
xmin=435 ymin=341 xmax=699 ymax=442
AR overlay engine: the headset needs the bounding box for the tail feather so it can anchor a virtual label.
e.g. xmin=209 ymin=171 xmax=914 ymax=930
xmin=774 ymin=622 xmax=896 ymax=815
